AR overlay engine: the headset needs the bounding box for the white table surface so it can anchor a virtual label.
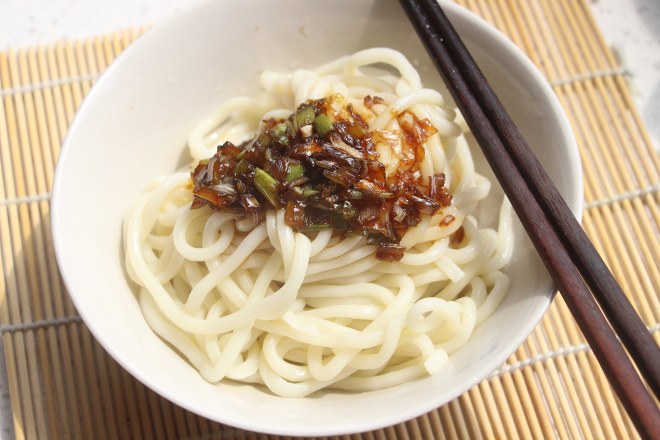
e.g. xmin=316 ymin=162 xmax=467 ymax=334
xmin=0 ymin=0 xmax=658 ymax=438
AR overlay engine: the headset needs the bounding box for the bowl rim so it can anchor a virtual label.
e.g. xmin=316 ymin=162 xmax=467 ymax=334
xmin=51 ymin=0 xmax=583 ymax=436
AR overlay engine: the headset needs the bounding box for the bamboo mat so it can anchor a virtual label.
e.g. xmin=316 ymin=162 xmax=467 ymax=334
xmin=0 ymin=0 xmax=658 ymax=438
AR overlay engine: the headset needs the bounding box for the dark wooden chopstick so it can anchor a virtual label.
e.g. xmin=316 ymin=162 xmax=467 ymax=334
xmin=398 ymin=0 xmax=660 ymax=437
xmin=414 ymin=0 xmax=660 ymax=402
xmin=404 ymin=0 xmax=660 ymax=396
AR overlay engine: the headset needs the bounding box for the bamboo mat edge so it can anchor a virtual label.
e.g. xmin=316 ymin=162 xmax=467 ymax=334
xmin=0 ymin=1 xmax=658 ymax=439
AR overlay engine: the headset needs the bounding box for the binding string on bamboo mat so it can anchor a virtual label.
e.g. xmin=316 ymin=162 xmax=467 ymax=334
xmin=0 ymin=0 xmax=657 ymax=438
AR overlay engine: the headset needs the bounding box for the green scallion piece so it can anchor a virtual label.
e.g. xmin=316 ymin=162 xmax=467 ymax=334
xmin=234 ymin=159 xmax=251 ymax=175
xmin=303 ymin=188 xmax=320 ymax=197
xmin=314 ymin=114 xmax=334 ymax=137
xmin=254 ymin=168 xmax=279 ymax=207
xmin=273 ymin=123 xmax=288 ymax=136
xmin=285 ymin=163 xmax=305 ymax=182
xmin=258 ymin=132 xmax=272 ymax=148
xmin=271 ymin=123 xmax=290 ymax=146
xmin=286 ymin=120 xmax=296 ymax=137
xmin=293 ymin=186 xmax=320 ymax=198
xmin=293 ymin=104 xmax=316 ymax=132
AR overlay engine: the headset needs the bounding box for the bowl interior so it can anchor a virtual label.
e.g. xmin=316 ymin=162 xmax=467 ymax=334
xmin=52 ymin=0 xmax=582 ymax=436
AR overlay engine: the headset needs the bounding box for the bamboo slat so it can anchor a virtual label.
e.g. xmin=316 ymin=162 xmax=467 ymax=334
xmin=0 ymin=1 xmax=657 ymax=438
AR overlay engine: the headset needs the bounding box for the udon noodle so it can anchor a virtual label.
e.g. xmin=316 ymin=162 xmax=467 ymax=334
xmin=124 ymin=48 xmax=513 ymax=397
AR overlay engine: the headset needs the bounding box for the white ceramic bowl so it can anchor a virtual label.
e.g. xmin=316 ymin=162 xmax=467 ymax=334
xmin=52 ymin=0 xmax=582 ymax=436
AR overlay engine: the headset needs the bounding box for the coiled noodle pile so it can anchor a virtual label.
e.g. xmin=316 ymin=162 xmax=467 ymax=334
xmin=124 ymin=48 xmax=513 ymax=397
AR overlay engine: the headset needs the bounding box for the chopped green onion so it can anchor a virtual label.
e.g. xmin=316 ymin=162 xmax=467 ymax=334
xmin=275 ymin=135 xmax=290 ymax=146
xmin=293 ymin=104 xmax=316 ymax=132
xmin=286 ymin=120 xmax=296 ymax=137
xmin=258 ymin=132 xmax=272 ymax=148
xmin=273 ymin=123 xmax=288 ymax=136
xmin=234 ymin=159 xmax=251 ymax=175
xmin=314 ymin=114 xmax=334 ymax=137
xmin=285 ymin=163 xmax=305 ymax=182
xmin=272 ymin=123 xmax=291 ymax=146
xmin=293 ymin=186 xmax=320 ymax=197
xmin=254 ymin=168 xmax=279 ymax=207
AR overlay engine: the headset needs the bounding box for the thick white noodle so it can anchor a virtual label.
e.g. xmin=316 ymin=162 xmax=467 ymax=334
xmin=124 ymin=48 xmax=514 ymax=397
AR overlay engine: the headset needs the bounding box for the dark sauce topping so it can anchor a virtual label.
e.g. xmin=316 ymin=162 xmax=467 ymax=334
xmin=191 ymin=96 xmax=453 ymax=261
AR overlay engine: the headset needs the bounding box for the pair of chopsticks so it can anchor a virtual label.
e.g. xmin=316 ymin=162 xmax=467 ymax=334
xmin=399 ymin=0 xmax=660 ymax=437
